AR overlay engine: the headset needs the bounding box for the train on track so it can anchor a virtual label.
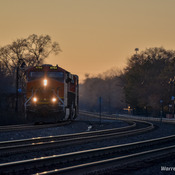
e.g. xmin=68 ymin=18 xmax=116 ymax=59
xmin=24 ymin=64 xmax=79 ymax=123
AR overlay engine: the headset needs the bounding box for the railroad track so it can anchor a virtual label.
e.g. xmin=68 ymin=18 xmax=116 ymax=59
xmin=0 ymin=113 xmax=155 ymax=174
xmin=38 ymin=135 xmax=175 ymax=175
xmin=0 ymin=114 xmax=153 ymax=157
xmin=0 ymin=120 xmax=136 ymax=156
xmin=0 ymin=121 xmax=70 ymax=132
xmin=1 ymin=134 xmax=175 ymax=174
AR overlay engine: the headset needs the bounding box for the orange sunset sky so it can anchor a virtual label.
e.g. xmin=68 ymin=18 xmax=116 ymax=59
xmin=0 ymin=0 xmax=175 ymax=82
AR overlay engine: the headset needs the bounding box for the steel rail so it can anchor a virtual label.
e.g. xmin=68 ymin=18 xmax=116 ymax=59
xmin=0 ymin=121 xmax=137 ymax=156
xmin=0 ymin=120 xmax=136 ymax=146
xmin=0 ymin=112 xmax=155 ymax=174
xmin=80 ymin=111 xmax=148 ymax=123
xmin=38 ymin=144 xmax=175 ymax=175
xmin=0 ymin=121 xmax=70 ymax=132
xmin=0 ymin=112 xmax=154 ymax=157
xmin=1 ymin=134 xmax=175 ymax=174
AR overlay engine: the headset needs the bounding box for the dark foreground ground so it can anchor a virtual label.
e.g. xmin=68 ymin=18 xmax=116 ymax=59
xmin=0 ymin=113 xmax=175 ymax=174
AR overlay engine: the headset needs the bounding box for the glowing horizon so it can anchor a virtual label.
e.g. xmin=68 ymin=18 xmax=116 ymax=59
xmin=0 ymin=0 xmax=175 ymax=82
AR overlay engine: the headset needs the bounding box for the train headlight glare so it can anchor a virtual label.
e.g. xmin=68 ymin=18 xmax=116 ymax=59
xmin=52 ymin=98 xmax=56 ymax=102
xmin=44 ymin=79 xmax=47 ymax=86
xmin=33 ymin=97 xmax=37 ymax=102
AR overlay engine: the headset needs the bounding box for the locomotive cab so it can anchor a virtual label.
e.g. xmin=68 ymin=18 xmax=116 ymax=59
xmin=24 ymin=64 xmax=79 ymax=123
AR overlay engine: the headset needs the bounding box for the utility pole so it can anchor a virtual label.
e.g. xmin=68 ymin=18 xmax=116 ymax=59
xmin=15 ymin=59 xmax=26 ymax=113
xmin=15 ymin=64 xmax=19 ymax=113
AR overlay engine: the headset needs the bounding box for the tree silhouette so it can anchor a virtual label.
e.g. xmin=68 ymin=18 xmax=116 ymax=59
xmin=0 ymin=34 xmax=61 ymax=75
xmin=26 ymin=34 xmax=61 ymax=66
xmin=122 ymin=47 xmax=175 ymax=116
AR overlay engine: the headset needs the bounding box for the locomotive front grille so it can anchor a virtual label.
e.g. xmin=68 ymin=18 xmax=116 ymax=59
xmin=37 ymin=98 xmax=50 ymax=104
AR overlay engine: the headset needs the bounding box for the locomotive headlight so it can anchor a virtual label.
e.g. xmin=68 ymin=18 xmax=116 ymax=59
xmin=44 ymin=79 xmax=47 ymax=86
xmin=52 ymin=97 xmax=56 ymax=102
xmin=33 ymin=97 xmax=37 ymax=102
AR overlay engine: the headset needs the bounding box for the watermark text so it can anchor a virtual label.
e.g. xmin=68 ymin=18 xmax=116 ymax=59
xmin=161 ymin=166 xmax=175 ymax=171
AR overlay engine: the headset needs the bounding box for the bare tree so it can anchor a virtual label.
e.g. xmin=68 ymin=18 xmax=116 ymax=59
xmin=0 ymin=34 xmax=62 ymax=74
xmin=0 ymin=38 xmax=27 ymax=75
xmin=0 ymin=46 xmax=13 ymax=75
xmin=26 ymin=34 xmax=61 ymax=66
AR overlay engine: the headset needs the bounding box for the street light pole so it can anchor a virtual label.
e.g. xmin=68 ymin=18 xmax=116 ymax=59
xmin=15 ymin=61 xmax=20 ymax=113
xmin=135 ymin=48 xmax=139 ymax=54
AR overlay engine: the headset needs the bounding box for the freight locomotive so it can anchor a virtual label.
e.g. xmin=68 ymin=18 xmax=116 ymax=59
xmin=24 ymin=64 xmax=79 ymax=123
